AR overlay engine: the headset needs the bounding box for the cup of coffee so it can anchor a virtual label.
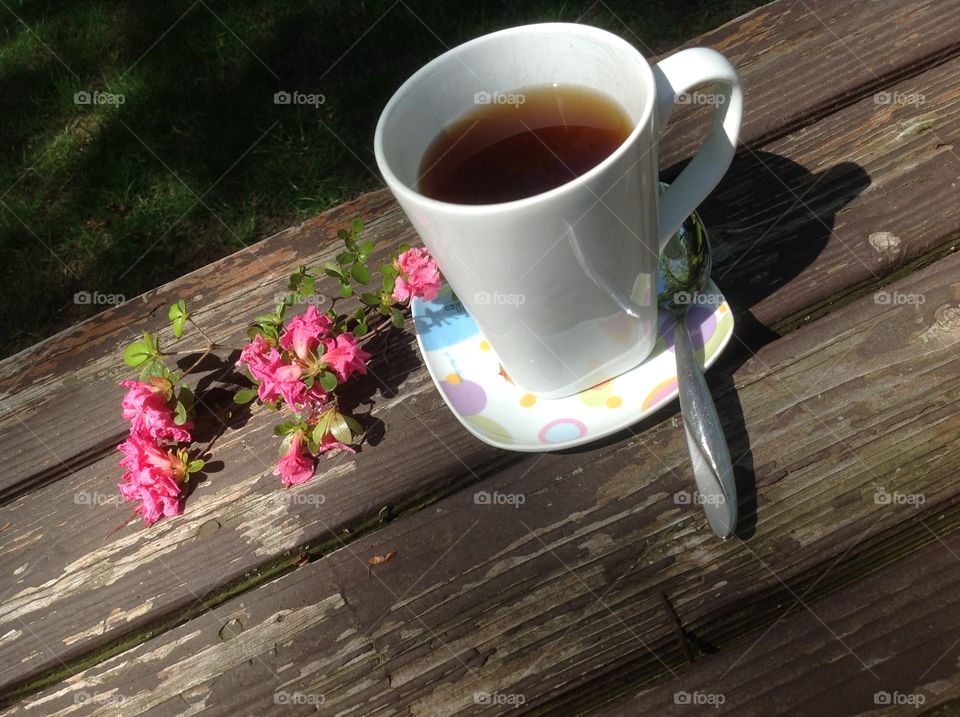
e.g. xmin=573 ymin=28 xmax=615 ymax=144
xmin=375 ymin=23 xmax=742 ymax=399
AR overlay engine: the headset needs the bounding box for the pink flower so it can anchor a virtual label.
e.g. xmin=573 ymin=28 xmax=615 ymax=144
xmin=239 ymin=336 xmax=321 ymax=408
xmin=117 ymin=433 xmax=186 ymax=525
xmin=392 ymin=247 xmax=442 ymax=302
xmin=280 ymin=306 xmax=332 ymax=361
xmin=120 ymin=380 xmax=192 ymax=443
xmin=237 ymin=334 xmax=277 ymax=378
xmin=320 ymin=333 xmax=371 ymax=383
xmin=118 ymin=432 xmax=185 ymax=479
xmin=274 ymin=431 xmax=315 ymax=487
xmin=119 ymin=467 xmax=183 ymax=525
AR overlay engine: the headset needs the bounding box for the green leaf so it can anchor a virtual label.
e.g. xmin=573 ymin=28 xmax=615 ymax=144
xmin=273 ymin=420 xmax=299 ymax=437
xmin=397 ymin=243 xmax=411 ymax=254
xmin=336 ymin=229 xmax=349 ymax=241
xmin=382 ymin=273 xmax=396 ymax=293
xmin=254 ymin=313 xmax=279 ymax=325
xmin=302 ymin=275 xmax=315 ymax=296
xmin=355 ymin=319 xmax=368 ymax=337
xmin=360 ymin=292 xmax=380 ymax=306
xmin=390 ymin=307 xmax=405 ymax=329
xmin=324 ymin=262 xmax=346 ymax=281
xmin=329 ymin=411 xmax=351 ymax=444
xmin=142 ymin=331 xmax=155 ymax=353
xmin=312 ymin=411 xmax=333 ymax=444
xmin=173 ymin=401 xmax=188 ymax=425
xmin=340 ymin=283 xmax=353 ymax=298
xmin=186 ymin=459 xmax=205 ymax=474
xmin=344 ymin=415 xmax=363 ymax=437
xmin=359 ymin=240 xmax=374 ymax=259
xmin=123 ymin=341 xmax=150 ymax=367
xmin=172 ymin=315 xmax=185 ymax=339
xmin=350 ymin=263 xmax=370 ymax=284
xmin=351 ymin=219 xmax=364 ymax=234
xmin=246 ymin=325 xmax=266 ymax=340
xmin=178 ymin=385 xmax=194 ymax=413
xmin=234 ymin=387 xmax=258 ymax=404
xmin=318 ymin=371 xmax=338 ymax=392
xmin=336 ymin=251 xmax=355 ymax=265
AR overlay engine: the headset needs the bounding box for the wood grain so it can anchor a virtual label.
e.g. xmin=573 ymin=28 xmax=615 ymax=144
xmin=3 ymin=0 xmax=960 ymax=709
xmin=598 ymin=530 xmax=960 ymax=716
xmin=5 ymin=218 xmax=960 ymax=715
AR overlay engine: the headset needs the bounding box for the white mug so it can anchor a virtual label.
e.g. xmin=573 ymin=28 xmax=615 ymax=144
xmin=375 ymin=23 xmax=742 ymax=399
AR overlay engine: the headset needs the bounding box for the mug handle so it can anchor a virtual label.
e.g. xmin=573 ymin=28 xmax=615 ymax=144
xmin=652 ymin=48 xmax=743 ymax=251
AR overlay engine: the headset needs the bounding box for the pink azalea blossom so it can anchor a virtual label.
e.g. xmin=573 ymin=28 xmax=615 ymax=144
xmin=119 ymin=466 xmax=183 ymax=525
xmin=280 ymin=305 xmax=332 ymax=361
xmin=118 ymin=432 xmax=185 ymax=478
xmin=237 ymin=334 xmax=277 ymax=378
xmin=238 ymin=336 xmax=315 ymax=407
xmin=120 ymin=380 xmax=192 ymax=443
xmin=392 ymin=247 xmax=442 ymax=302
xmin=274 ymin=431 xmax=315 ymax=487
xmin=320 ymin=333 xmax=371 ymax=383
xmin=117 ymin=433 xmax=186 ymax=525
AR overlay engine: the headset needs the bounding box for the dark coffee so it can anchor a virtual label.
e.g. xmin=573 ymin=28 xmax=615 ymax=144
xmin=417 ymin=85 xmax=633 ymax=204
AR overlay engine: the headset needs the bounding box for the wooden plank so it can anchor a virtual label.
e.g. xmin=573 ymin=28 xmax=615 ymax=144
xmin=597 ymin=530 xmax=960 ymax=716
xmin=659 ymin=0 xmax=960 ymax=160
xmin=5 ymin=218 xmax=960 ymax=713
xmin=4 ymin=0 xmax=960 ymax=498
xmin=701 ymin=56 xmax=960 ymax=333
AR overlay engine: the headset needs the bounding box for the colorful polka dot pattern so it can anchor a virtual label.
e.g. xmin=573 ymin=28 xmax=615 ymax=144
xmin=411 ymin=280 xmax=734 ymax=451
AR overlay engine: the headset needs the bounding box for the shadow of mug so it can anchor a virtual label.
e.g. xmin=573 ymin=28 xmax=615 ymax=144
xmin=566 ymin=150 xmax=871 ymax=540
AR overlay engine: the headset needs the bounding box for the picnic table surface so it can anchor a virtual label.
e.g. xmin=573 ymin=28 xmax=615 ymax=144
xmin=3 ymin=0 xmax=960 ymax=714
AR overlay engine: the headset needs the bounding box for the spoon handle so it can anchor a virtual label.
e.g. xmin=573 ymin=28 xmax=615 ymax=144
xmin=674 ymin=317 xmax=738 ymax=539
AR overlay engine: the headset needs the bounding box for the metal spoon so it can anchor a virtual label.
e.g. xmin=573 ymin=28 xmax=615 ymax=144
xmin=657 ymin=207 xmax=738 ymax=539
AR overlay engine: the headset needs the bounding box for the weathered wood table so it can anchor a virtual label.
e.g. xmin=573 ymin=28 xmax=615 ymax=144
xmin=3 ymin=1 xmax=960 ymax=714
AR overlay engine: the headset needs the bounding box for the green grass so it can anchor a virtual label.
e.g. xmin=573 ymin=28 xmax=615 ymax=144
xmin=0 ymin=0 xmax=767 ymax=358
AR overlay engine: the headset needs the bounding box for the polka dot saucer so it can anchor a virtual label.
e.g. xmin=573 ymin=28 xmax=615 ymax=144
xmin=410 ymin=280 xmax=734 ymax=452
